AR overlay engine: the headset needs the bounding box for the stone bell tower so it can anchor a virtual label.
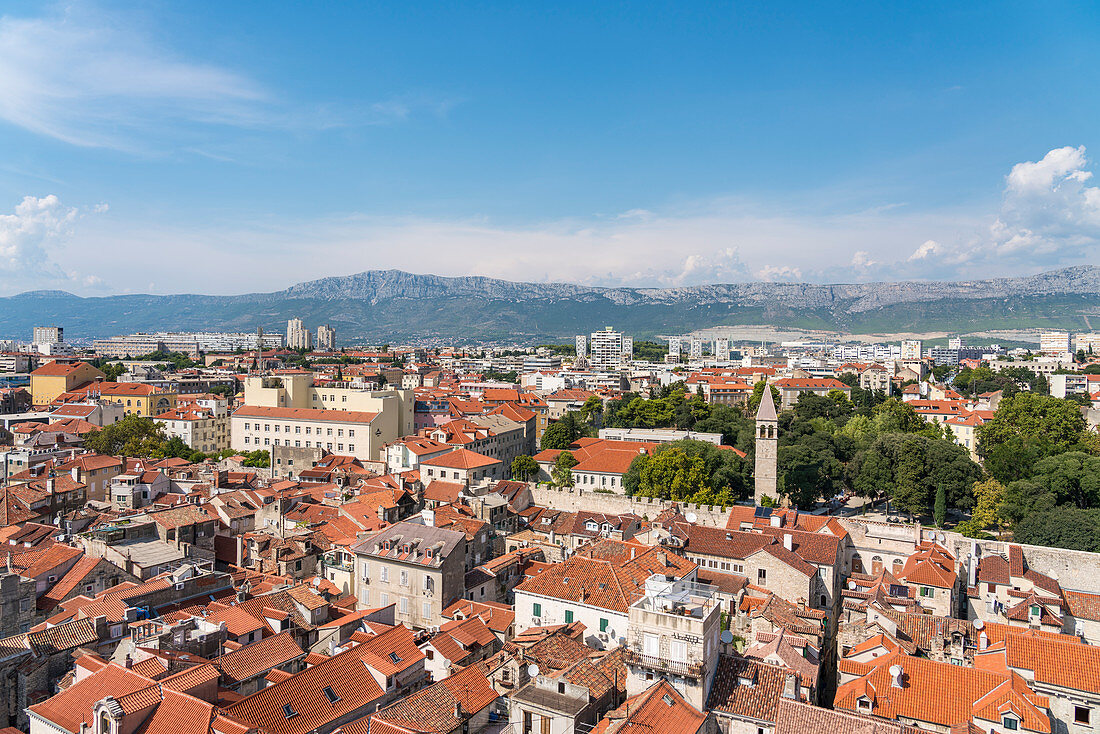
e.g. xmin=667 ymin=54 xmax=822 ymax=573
xmin=754 ymin=384 xmax=778 ymax=506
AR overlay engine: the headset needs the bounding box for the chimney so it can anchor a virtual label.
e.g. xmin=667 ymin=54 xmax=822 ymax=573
xmin=782 ymin=672 xmax=797 ymax=699
xmin=783 ymin=533 xmax=793 ymax=551
xmin=889 ymin=664 xmax=904 ymax=688
xmin=46 ymin=477 xmax=55 ymax=494
xmin=124 ymin=654 xmax=133 ymax=669
xmin=71 ymin=466 xmax=80 ymax=482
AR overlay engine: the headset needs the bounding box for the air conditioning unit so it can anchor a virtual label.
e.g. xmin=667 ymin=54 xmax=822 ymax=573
xmin=532 ymin=617 xmax=542 ymax=626
xmin=175 ymin=582 xmax=185 ymax=591
xmin=598 ymin=633 xmax=609 ymax=642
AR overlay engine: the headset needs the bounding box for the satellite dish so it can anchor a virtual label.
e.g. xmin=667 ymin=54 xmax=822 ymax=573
xmin=888 ymin=664 xmax=903 ymax=677
xmin=685 ymin=512 xmax=698 ymax=524
xmin=973 ymin=619 xmax=984 ymax=630
xmin=527 ymin=664 xmax=540 ymax=677
xmin=720 ymin=630 xmax=734 ymax=644
xmin=848 ymin=580 xmax=857 ymax=590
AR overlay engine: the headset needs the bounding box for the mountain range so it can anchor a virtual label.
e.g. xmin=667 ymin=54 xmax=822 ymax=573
xmin=2 ymin=266 xmax=1098 ymax=343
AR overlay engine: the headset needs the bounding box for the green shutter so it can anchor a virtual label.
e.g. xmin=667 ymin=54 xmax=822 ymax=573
xmin=600 ymin=618 xmax=609 ymax=632
xmin=565 ymin=610 xmax=574 ymax=623
xmin=533 ymin=602 xmax=542 ymax=617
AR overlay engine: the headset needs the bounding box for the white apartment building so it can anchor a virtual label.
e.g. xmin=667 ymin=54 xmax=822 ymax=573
xmin=715 ymin=337 xmax=731 ymax=362
xmin=32 ymin=326 xmax=63 ymax=346
xmin=1039 ymin=330 xmax=1073 ymax=357
xmin=668 ymin=336 xmax=682 ymax=362
xmin=900 ymin=339 xmax=923 ymax=360
xmin=589 ymin=327 xmax=630 ymax=370
xmin=316 ymin=324 xmax=336 ymax=351
xmin=240 ymin=371 xmax=415 ymax=436
xmin=287 ymin=318 xmax=312 ymax=350
xmin=232 ymin=405 xmax=383 ymax=461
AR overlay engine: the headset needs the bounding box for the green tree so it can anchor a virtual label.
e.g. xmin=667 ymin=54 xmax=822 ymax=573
xmin=637 ymin=448 xmax=708 ymax=500
xmin=84 ymin=415 xmax=167 ymax=457
xmin=551 ymin=451 xmax=578 ymax=487
xmin=511 ymin=455 xmax=540 ymax=482
xmin=871 ymin=398 xmax=928 ymax=434
xmin=934 ymin=484 xmax=947 ymax=528
xmin=541 ymin=412 xmax=591 ymax=450
xmin=1013 ymin=507 xmax=1100 ymax=552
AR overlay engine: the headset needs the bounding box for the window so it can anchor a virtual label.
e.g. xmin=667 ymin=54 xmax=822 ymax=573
xmin=380 ymin=567 xmax=389 ymax=582
xmin=1075 ymin=707 xmax=1091 ymax=725
xmin=380 ymin=592 xmax=389 ymax=606
xmin=1002 ymin=716 xmax=1018 ymax=731
xmin=600 ymin=618 xmax=609 ymax=632
xmin=400 ymin=570 xmax=409 ymax=586
xmin=565 ymin=610 xmax=574 ymax=623
xmin=282 ymin=705 xmax=298 ymax=719
xmin=423 ymin=601 xmax=432 ymax=618
xmin=348 ymin=444 xmax=355 ymax=452
xmin=757 ymin=568 xmax=767 ymax=585
xmin=400 ymin=597 xmax=409 ymax=614
xmin=644 ymin=633 xmax=659 ymax=656
xmin=322 ymin=686 xmax=340 ymax=704
xmin=533 ymin=602 xmax=542 ymax=618
xmin=362 ymin=562 xmax=370 ymax=580
xmin=389 ymin=652 xmax=402 ymax=664
xmin=920 ymin=586 xmax=934 ymax=598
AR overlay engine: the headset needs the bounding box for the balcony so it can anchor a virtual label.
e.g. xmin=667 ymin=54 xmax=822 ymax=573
xmin=622 ymin=649 xmax=705 ymax=678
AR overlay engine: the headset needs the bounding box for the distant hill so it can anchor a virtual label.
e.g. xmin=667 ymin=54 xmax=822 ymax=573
xmin=1 ymin=266 xmax=1098 ymax=342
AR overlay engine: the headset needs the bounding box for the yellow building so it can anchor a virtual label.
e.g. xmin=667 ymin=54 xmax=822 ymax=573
xmin=78 ymin=382 xmax=177 ymax=417
xmin=29 ymin=361 xmax=105 ymax=407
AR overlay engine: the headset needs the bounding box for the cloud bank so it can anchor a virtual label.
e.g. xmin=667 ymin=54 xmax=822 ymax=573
xmin=9 ymin=146 xmax=1100 ymax=296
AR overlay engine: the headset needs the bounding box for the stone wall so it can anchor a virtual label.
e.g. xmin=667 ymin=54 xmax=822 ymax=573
xmin=529 ymin=486 xmax=732 ymax=528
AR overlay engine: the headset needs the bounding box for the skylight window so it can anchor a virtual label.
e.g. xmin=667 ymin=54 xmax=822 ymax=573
xmin=389 ymin=652 xmax=402 ymax=664
xmin=282 ymin=705 xmax=298 ymax=719
xmin=323 ymin=686 xmax=340 ymax=704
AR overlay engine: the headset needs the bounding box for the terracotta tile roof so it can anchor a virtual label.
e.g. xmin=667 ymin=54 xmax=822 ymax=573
xmin=226 ymin=634 xmax=388 ymax=734
xmin=28 ymin=663 xmax=154 ymax=733
xmin=39 ymin=555 xmax=105 ymax=610
xmin=773 ymin=699 xmax=911 ymax=734
xmin=897 ymin=542 xmax=957 ymax=589
xmin=1063 ymin=589 xmax=1100 ymax=622
xmin=366 ymin=659 xmax=497 ymax=734
xmin=594 ymin=679 xmax=708 ymax=734
xmin=835 ymin=651 xmax=1049 ymax=731
xmin=216 ymin=631 xmax=305 ymax=683
xmin=707 ymin=655 xmax=796 ymax=724
xmin=442 ymin=599 xmax=515 ymax=634
xmin=515 ymin=539 xmax=695 ymax=614
xmin=986 ymin=632 xmax=1100 ymax=694
xmin=681 ymin=525 xmax=817 ymax=577
xmin=420 ymin=448 xmax=500 ymax=470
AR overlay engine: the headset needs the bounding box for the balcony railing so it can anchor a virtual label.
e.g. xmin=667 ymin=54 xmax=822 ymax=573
xmin=622 ymin=649 xmax=704 ymax=677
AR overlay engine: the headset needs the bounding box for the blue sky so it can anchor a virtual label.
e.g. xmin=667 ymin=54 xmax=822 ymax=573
xmin=1 ymin=1 xmax=1099 ymax=295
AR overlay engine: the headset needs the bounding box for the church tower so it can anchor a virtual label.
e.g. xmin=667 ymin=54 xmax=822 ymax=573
xmin=754 ymin=384 xmax=778 ymax=506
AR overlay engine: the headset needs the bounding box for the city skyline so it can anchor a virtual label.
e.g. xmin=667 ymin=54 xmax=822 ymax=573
xmin=1 ymin=1 xmax=1099 ymax=296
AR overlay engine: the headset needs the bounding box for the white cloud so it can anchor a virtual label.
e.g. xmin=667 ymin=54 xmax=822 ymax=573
xmin=0 ymin=195 xmax=76 ymax=279
xmin=756 ymin=265 xmax=803 ymax=282
xmin=0 ymin=7 xmax=268 ymax=151
xmin=30 ymin=146 xmax=1100 ymax=295
xmin=908 ymin=240 xmax=943 ymax=261
xmin=0 ymin=6 xmax=455 ymax=153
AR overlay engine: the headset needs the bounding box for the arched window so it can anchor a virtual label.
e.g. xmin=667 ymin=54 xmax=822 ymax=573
xmin=99 ymin=712 xmax=111 ymax=734
xmin=892 ymin=559 xmax=904 ymax=575
xmin=871 ymin=556 xmax=884 ymax=574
